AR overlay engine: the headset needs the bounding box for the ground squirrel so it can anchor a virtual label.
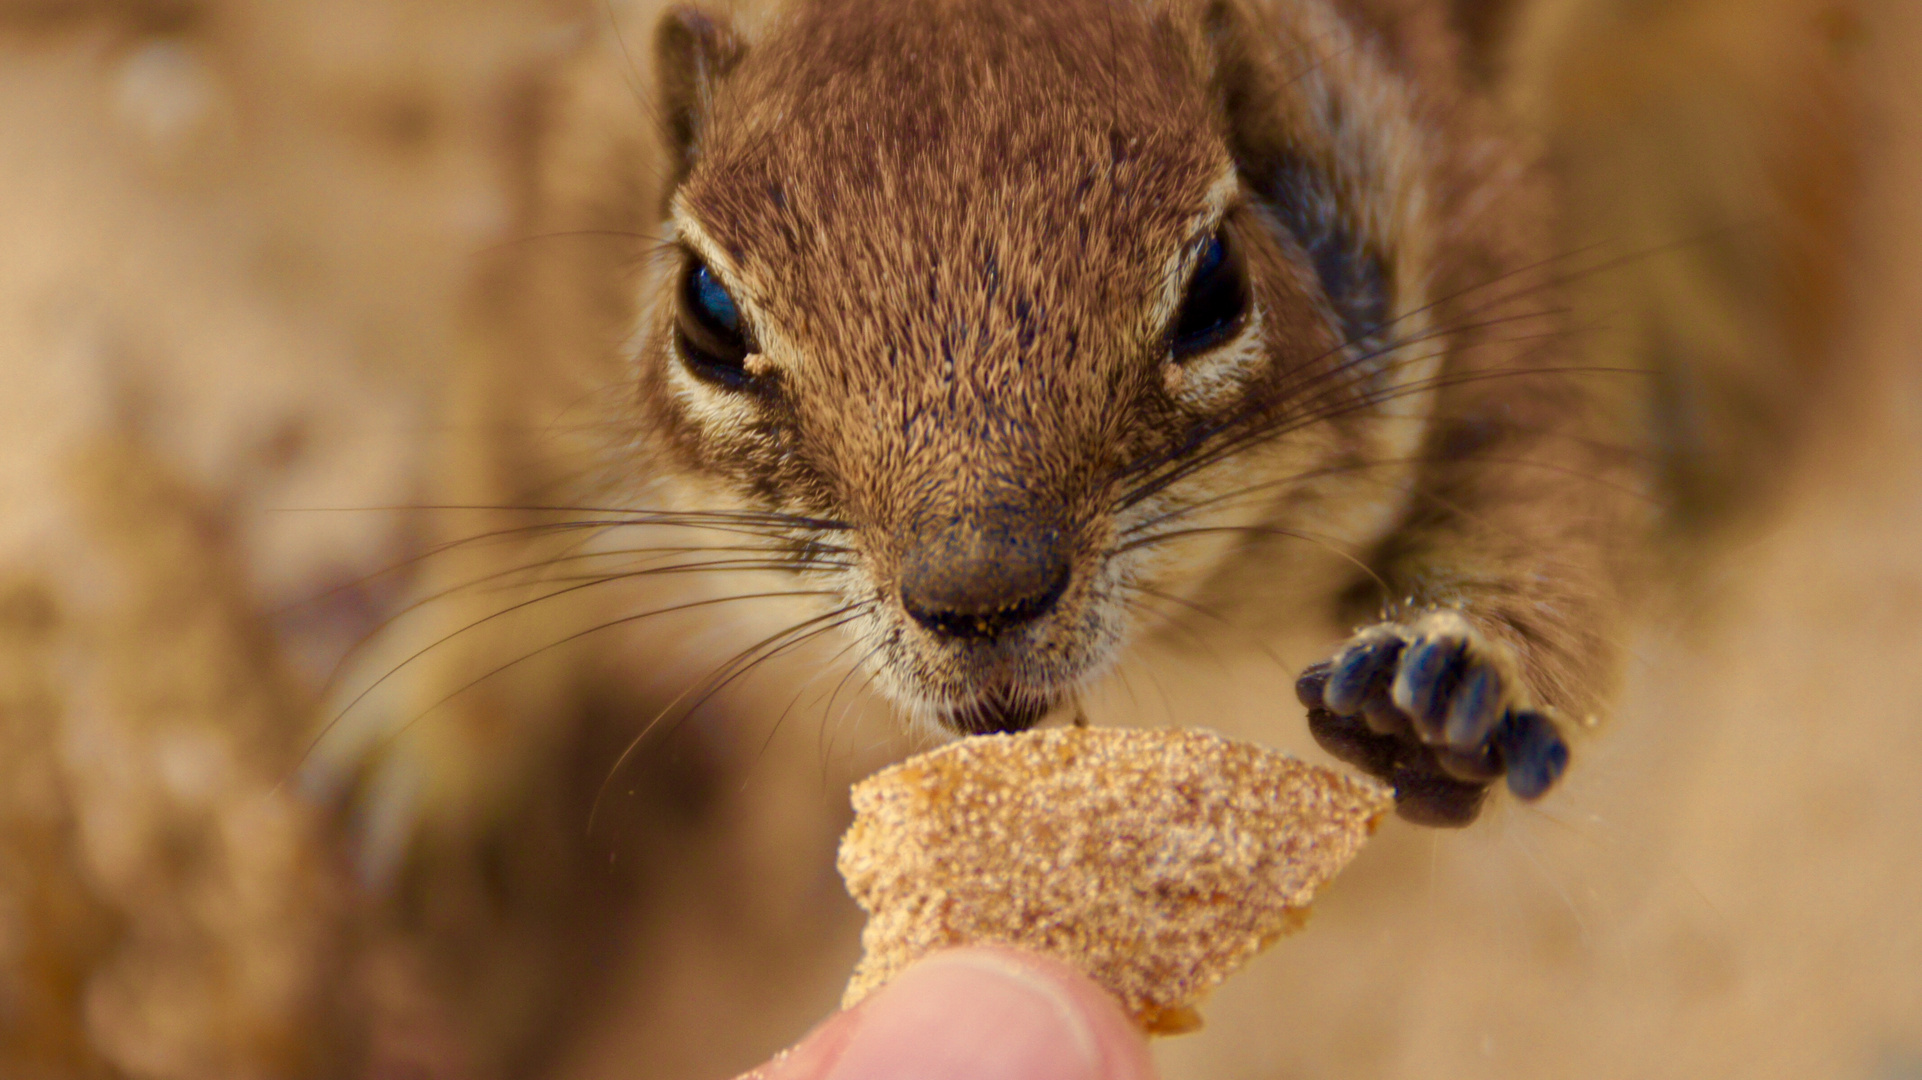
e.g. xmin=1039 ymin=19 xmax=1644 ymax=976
xmin=582 ymin=0 xmax=1643 ymax=826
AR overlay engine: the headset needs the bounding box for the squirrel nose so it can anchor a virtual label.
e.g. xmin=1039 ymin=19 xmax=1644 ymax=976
xmin=899 ymin=528 xmax=1072 ymax=641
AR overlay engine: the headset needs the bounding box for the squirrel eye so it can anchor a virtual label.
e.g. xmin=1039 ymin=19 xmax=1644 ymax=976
xmin=1168 ymin=231 xmax=1250 ymax=361
xmin=677 ymin=259 xmax=755 ymax=387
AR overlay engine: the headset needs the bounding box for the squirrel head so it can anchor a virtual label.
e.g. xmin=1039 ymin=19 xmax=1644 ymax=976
xmin=631 ymin=0 xmax=1454 ymax=734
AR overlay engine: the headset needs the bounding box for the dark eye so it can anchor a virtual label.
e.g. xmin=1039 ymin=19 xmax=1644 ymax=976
xmin=677 ymin=258 xmax=755 ymax=387
xmin=1168 ymin=231 xmax=1250 ymax=360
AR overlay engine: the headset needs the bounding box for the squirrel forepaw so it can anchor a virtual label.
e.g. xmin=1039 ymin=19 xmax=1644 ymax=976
xmin=1296 ymin=609 xmax=1570 ymax=827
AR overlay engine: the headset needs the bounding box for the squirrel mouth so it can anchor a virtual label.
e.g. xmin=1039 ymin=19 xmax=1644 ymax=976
xmin=935 ymin=685 xmax=1055 ymax=735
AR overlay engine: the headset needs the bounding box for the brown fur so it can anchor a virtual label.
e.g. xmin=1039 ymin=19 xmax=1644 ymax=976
xmin=614 ymin=0 xmax=1639 ymax=741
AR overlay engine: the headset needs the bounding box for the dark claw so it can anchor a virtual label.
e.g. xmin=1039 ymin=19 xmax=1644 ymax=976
xmin=1300 ymin=616 xmax=1572 ymax=830
xmin=1295 ymin=660 xmax=1332 ymax=710
xmin=1307 ymin=707 xmax=1402 ymax=780
xmin=1324 ymin=633 xmax=1404 ymax=716
xmin=1495 ymin=709 xmax=1569 ymax=800
xmin=1442 ymin=665 xmax=1503 ymax=749
xmin=1434 ymin=741 xmax=1504 ymax=783
xmin=1360 ymin=695 xmax=1414 ymax=737
xmin=1394 ymin=636 xmax=1466 ymax=739
xmin=1391 ymin=765 xmax=1489 ymax=827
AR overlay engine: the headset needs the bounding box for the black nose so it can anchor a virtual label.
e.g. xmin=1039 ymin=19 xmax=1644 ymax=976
xmin=900 ymin=527 xmax=1072 ymax=641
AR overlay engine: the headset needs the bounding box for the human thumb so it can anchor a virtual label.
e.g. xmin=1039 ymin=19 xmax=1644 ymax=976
xmin=739 ymin=947 xmax=1158 ymax=1080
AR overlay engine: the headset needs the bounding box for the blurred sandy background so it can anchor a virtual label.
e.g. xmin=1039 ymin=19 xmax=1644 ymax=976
xmin=1 ymin=0 xmax=1917 ymax=1078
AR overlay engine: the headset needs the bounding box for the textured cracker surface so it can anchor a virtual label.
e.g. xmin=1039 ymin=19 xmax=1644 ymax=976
xmin=837 ymin=727 xmax=1392 ymax=1032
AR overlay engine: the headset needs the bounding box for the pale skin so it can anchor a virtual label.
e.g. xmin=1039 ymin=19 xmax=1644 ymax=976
xmin=739 ymin=948 xmax=1158 ymax=1080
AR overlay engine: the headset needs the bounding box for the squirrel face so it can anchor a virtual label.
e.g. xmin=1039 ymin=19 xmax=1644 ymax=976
xmin=636 ymin=0 xmax=1437 ymax=734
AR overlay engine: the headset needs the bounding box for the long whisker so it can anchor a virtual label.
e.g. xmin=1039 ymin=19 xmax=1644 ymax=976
xmin=315 ymin=545 xmax=846 ymax=746
xmin=1279 ymin=303 xmax=1576 ymax=410
xmin=1274 ymin=227 xmax=1711 ymax=407
xmin=1129 ymin=583 xmax=1303 ymax=685
xmin=1112 ymin=236 xmax=1618 ymax=496
xmin=761 ymin=633 xmax=871 ymax=774
xmin=1121 ymin=593 xmax=1218 ymax=659
xmin=268 ymin=502 xmax=850 ymax=528
xmin=324 ymin=539 xmax=847 ymax=672
xmin=462 ymin=542 xmax=851 ymax=586
xmin=1120 ymin=349 xmax=1646 ymax=514
xmin=1110 ymin=227 xmax=1709 ymax=509
xmin=818 ymin=640 xmax=892 ymax=786
xmin=299 ymin=588 xmax=840 ymax=777
xmin=1130 ymin=583 xmax=1239 ymax=632
xmin=1114 ymin=523 xmax=1390 ymax=595
xmin=1115 ymin=325 xmax=1579 ymax=510
xmin=588 ymin=603 xmax=868 ymax=831
xmin=299 ymin=516 xmax=851 ymax=704
xmin=271 ymin=507 xmax=850 ymax=621
xmin=490 ymin=557 xmax=852 ymax=592
xmin=727 ymin=616 xmax=872 ymax=785
xmin=1120 ymin=445 xmax=1653 ymax=545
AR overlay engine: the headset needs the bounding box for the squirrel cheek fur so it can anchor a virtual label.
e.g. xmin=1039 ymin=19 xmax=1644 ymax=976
xmin=625 ymin=0 xmax=1640 ymax=824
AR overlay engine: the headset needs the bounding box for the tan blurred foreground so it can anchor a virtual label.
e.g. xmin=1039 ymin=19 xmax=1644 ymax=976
xmin=1 ymin=1 xmax=1918 ymax=1078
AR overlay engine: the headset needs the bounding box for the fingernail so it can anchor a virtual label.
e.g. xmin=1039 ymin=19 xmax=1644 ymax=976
xmin=824 ymin=951 xmax=1103 ymax=1080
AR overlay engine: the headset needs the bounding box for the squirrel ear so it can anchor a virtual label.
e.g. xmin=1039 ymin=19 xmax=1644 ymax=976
xmin=1189 ymin=0 xmax=1396 ymax=362
xmin=1191 ymin=0 xmax=1267 ymax=155
xmin=655 ymin=6 xmax=747 ymax=183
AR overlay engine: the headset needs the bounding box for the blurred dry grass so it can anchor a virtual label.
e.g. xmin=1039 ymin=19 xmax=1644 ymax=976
xmin=1 ymin=0 xmax=1917 ymax=1078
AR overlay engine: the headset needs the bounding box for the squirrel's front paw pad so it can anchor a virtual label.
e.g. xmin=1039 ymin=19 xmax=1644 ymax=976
xmin=1295 ymin=610 xmax=1569 ymax=827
